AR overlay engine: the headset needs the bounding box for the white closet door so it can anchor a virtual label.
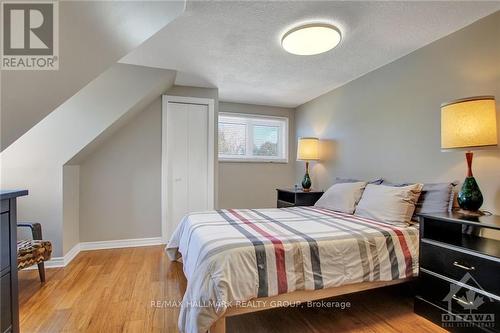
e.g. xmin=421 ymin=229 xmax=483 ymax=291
xmin=164 ymin=101 xmax=212 ymax=239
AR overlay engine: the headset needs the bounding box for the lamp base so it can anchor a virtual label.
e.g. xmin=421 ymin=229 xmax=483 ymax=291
xmin=301 ymin=172 xmax=311 ymax=192
xmin=301 ymin=161 xmax=312 ymax=192
xmin=457 ymin=176 xmax=483 ymax=212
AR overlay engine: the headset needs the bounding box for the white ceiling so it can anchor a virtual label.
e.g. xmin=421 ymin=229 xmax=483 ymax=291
xmin=121 ymin=1 xmax=500 ymax=108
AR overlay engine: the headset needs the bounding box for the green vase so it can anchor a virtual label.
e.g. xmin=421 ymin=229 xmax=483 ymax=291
xmin=458 ymin=176 xmax=483 ymax=211
xmin=302 ymin=172 xmax=311 ymax=191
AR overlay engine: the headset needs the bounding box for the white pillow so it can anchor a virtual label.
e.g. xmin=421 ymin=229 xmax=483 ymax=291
xmin=355 ymin=184 xmax=423 ymax=225
xmin=314 ymin=182 xmax=367 ymax=214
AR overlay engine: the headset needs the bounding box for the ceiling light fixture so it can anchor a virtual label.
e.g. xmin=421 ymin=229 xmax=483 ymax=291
xmin=281 ymin=23 xmax=341 ymax=56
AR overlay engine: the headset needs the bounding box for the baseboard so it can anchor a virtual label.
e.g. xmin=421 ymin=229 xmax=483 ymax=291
xmin=25 ymin=237 xmax=164 ymax=269
xmin=79 ymin=237 xmax=164 ymax=251
xmin=62 ymin=243 xmax=81 ymax=266
xmin=41 ymin=256 xmax=66 ymax=268
xmin=26 ymin=243 xmax=80 ymax=269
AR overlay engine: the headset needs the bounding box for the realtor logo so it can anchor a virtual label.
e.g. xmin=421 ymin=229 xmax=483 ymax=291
xmin=441 ymin=273 xmax=495 ymax=329
xmin=1 ymin=1 xmax=59 ymax=70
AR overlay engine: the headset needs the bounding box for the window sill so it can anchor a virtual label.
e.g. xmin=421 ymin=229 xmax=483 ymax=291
xmin=219 ymin=158 xmax=289 ymax=164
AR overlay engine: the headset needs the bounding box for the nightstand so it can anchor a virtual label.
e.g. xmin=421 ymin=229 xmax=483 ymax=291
xmin=276 ymin=188 xmax=323 ymax=208
xmin=414 ymin=212 xmax=500 ymax=333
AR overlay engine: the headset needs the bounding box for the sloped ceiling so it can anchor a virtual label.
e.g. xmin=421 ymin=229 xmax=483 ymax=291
xmin=121 ymin=1 xmax=500 ymax=107
xmin=1 ymin=0 xmax=185 ymax=151
xmin=1 ymin=64 xmax=177 ymax=256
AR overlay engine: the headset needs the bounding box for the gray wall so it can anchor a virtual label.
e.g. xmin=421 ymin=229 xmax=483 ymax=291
xmin=63 ymin=165 xmax=80 ymax=253
xmin=295 ymin=12 xmax=500 ymax=214
xmin=219 ymin=102 xmax=296 ymax=208
xmin=79 ymin=98 xmax=162 ymax=242
xmin=78 ymin=86 xmax=218 ymax=242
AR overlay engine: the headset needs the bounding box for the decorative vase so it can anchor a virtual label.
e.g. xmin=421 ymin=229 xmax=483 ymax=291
xmin=302 ymin=161 xmax=312 ymax=191
xmin=458 ymin=176 xmax=483 ymax=211
xmin=457 ymin=151 xmax=483 ymax=212
xmin=302 ymin=173 xmax=311 ymax=191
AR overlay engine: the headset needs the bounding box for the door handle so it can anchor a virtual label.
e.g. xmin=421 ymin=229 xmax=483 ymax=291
xmin=453 ymin=261 xmax=475 ymax=271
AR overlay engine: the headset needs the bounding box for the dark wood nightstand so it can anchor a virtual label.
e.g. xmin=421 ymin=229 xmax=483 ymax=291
xmin=276 ymin=188 xmax=323 ymax=208
xmin=415 ymin=212 xmax=500 ymax=333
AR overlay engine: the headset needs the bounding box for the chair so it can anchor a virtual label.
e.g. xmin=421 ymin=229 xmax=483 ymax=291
xmin=17 ymin=223 xmax=52 ymax=282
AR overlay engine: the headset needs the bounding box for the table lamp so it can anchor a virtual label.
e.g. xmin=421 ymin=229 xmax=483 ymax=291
xmin=441 ymin=96 xmax=498 ymax=212
xmin=297 ymin=137 xmax=320 ymax=192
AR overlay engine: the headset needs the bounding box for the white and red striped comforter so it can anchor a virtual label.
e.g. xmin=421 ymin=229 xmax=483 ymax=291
xmin=166 ymin=206 xmax=419 ymax=333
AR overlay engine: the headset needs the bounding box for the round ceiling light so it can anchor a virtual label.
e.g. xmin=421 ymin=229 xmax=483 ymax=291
xmin=281 ymin=24 xmax=341 ymax=55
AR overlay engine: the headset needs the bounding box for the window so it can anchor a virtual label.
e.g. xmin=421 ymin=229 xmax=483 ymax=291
xmin=218 ymin=113 xmax=288 ymax=162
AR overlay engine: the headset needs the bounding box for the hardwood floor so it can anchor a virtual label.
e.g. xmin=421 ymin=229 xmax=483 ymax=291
xmin=19 ymin=246 xmax=446 ymax=333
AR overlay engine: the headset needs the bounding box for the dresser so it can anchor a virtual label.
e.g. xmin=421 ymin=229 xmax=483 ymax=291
xmin=415 ymin=212 xmax=500 ymax=333
xmin=276 ymin=188 xmax=323 ymax=208
xmin=1 ymin=190 xmax=28 ymax=333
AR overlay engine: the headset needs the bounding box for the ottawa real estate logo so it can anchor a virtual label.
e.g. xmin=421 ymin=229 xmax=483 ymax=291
xmin=1 ymin=1 xmax=59 ymax=70
xmin=441 ymin=273 xmax=495 ymax=329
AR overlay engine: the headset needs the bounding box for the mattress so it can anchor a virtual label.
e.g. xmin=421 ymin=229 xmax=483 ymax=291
xmin=166 ymin=206 xmax=419 ymax=333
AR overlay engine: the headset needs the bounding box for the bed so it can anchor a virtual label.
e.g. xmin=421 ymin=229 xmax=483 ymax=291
xmin=166 ymin=206 xmax=419 ymax=333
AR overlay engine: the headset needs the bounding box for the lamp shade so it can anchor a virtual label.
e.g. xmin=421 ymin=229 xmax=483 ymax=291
xmin=441 ymin=96 xmax=498 ymax=150
xmin=297 ymin=137 xmax=319 ymax=161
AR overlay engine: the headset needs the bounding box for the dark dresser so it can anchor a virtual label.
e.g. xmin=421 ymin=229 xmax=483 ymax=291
xmin=1 ymin=190 xmax=28 ymax=333
xmin=415 ymin=212 xmax=500 ymax=333
xmin=276 ymin=188 xmax=323 ymax=208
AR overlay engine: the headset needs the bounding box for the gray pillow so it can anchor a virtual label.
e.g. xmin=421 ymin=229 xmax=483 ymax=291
xmin=382 ymin=181 xmax=457 ymax=214
xmin=417 ymin=182 xmax=458 ymax=214
xmin=335 ymin=177 xmax=384 ymax=185
xmin=355 ymin=183 xmax=423 ymax=226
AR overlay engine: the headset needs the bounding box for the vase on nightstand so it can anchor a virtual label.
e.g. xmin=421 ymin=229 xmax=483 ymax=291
xmin=301 ymin=169 xmax=312 ymax=192
xmin=458 ymin=176 xmax=483 ymax=211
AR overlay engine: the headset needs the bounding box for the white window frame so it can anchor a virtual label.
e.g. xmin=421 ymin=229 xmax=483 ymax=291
xmin=218 ymin=112 xmax=289 ymax=163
